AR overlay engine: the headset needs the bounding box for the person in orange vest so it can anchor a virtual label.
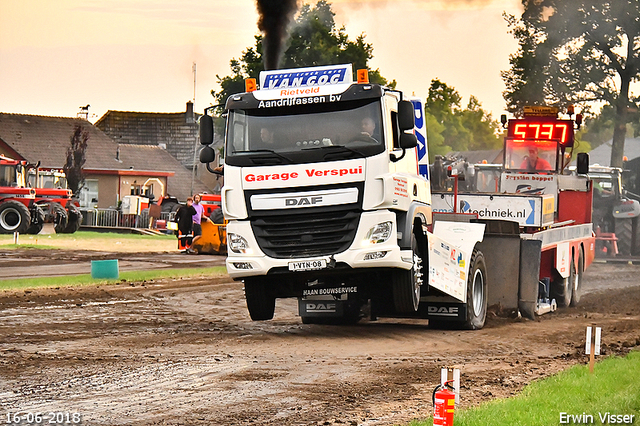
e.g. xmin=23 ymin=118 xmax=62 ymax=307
xmin=520 ymin=146 xmax=552 ymax=171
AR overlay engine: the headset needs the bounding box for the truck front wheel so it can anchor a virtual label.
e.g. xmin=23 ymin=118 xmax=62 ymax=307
xmin=463 ymin=249 xmax=488 ymax=330
xmin=392 ymin=232 xmax=423 ymax=314
xmin=244 ymin=277 xmax=276 ymax=321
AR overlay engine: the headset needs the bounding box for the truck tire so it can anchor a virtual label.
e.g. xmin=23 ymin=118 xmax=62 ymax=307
xmin=244 ymin=277 xmax=275 ymax=321
xmin=392 ymin=232 xmax=423 ymax=314
xmin=615 ymin=218 xmax=633 ymax=256
xmin=0 ymin=200 xmax=31 ymax=234
xmin=462 ymin=249 xmax=488 ymax=330
xmin=51 ymin=203 xmax=69 ymax=234
xmin=26 ymin=205 xmax=45 ymax=234
xmin=552 ymin=259 xmax=573 ymax=308
xmin=570 ymin=248 xmax=584 ymax=307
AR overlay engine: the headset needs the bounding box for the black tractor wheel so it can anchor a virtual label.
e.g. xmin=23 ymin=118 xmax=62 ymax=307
xmin=570 ymin=248 xmax=584 ymax=307
xmin=50 ymin=203 xmax=69 ymax=234
xmin=0 ymin=200 xmax=31 ymax=234
xmin=210 ymin=207 xmax=224 ymax=224
xmin=392 ymin=232 xmax=423 ymax=314
xmin=61 ymin=209 xmax=82 ymax=234
xmin=632 ymin=217 xmax=640 ymax=256
xmin=462 ymin=249 xmax=488 ymax=330
xmin=26 ymin=204 xmax=45 ymax=234
xmin=615 ymin=218 xmax=633 ymax=256
xmin=244 ymin=277 xmax=276 ymax=321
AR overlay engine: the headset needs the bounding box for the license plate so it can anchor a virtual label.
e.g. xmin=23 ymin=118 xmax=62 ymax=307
xmin=288 ymin=259 xmax=327 ymax=271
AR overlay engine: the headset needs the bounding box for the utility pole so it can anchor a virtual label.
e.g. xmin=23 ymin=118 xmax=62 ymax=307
xmin=192 ymin=62 xmax=197 ymax=104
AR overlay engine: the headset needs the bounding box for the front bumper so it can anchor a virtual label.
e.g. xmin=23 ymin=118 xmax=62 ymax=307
xmin=225 ymin=210 xmax=413 ymax=279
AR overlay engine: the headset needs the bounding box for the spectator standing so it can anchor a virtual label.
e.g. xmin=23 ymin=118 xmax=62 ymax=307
xmin=175 ymin=197 xmax=196 ymax=252
xmin=191 ymin=194 xmax=212 ymax=249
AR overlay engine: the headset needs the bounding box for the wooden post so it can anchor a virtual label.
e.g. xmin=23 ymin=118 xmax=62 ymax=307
xmin=589 ymin=337 xmax=595 ymax=374
xmin=585 ymin=325 xmax=601 ymax=374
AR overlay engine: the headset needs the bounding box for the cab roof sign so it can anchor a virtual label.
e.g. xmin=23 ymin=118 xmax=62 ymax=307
xmin=254 ymin=64 xmax=353 ymax=100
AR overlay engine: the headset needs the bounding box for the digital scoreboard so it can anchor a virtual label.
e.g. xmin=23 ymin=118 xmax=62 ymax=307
xmin=506 ymin=119 xmax=575 ymax=147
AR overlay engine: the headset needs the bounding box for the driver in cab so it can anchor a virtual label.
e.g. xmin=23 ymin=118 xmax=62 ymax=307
xmin=359 ymin=116 xmax=380 ymax=142
xmin=520 ymin=146 xmax=552 ymax=171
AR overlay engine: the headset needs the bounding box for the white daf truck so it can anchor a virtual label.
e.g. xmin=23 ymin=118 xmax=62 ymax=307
xmin=199 ymin=64 xmax=592 ymax=328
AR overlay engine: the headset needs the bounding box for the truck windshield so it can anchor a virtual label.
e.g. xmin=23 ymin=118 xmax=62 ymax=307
xmin=225 ymin=98 xmax=385 ymax=166
xmin=504 ymin=138 xmax=558 ymax=173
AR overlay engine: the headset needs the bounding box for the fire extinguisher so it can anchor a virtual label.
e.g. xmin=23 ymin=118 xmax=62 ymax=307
xmin=433 ymin=379 xmax=456 ymax=426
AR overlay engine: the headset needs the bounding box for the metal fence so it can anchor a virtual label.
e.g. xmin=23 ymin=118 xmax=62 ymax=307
xmin=80 ymin=208 xmax=174 ymax=229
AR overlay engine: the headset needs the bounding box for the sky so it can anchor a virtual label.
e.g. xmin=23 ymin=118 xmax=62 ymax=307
xmin=0 ymin=0 xmax=523 ymax=122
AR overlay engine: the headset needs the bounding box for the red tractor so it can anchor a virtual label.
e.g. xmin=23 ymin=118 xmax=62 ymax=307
xmin=26 ymin=166 xmax=82 ymax=234
xmin=0 ymin=156 xmax=81 ymax=234
xmin=0 ymin=156 xmax=40 ymax=234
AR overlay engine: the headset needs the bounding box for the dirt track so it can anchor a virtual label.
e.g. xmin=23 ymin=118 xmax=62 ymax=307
xmin=1 ymin=256 xmax=639 ymax=426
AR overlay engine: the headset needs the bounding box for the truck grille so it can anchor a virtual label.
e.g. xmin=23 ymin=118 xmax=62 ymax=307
xmin=251 ymin=210 xmax=360 ymax=258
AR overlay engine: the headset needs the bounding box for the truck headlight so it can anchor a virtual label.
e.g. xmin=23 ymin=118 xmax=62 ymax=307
xmin=228 ymin=233 xmax=251 ymax=254
xmin=364 ymin=221 xmax=392 ymax=245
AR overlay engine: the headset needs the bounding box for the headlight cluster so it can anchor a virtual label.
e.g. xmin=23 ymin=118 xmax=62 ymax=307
xmin=228 ymin=233 xmax=251 ymax=254
xmin=364 ymin=221 xmax=393 ymax=245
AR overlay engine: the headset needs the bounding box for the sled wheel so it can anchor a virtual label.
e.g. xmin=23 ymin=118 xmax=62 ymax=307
xmin=570 ymin=248 xmax=584 ymax=307
xmin=462 ymin=249 xmax=488 ymax=330
xmin=552 ymin=257 xmax=573 ymax=308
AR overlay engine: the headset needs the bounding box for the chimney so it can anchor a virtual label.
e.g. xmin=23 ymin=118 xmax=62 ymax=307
xmin=186 ymin=101 xmax=194 ymax=123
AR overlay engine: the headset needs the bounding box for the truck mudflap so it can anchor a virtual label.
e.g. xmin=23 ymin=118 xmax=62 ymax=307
xmin=299 ymin=298 xmax=344 ymax=317
xmin=417 ymin=301 xmax=467 ymax=321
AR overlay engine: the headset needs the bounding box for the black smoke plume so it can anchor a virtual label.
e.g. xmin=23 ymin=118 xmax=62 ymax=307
xmin=256 ymin=0 xmax=299 ymax=70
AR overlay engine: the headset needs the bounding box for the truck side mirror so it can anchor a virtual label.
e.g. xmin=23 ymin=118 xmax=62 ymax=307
xmin=399 ymin=132 xmax=417 ymax=149
xmin=577 ymin=152 xmax=589 ymax=175
xmin=397 ymin=100 xmax=415 ymax=131
xmin=199 ymin=146 xmax=215 ymax=164
xmin=200 ymin=114 xmax=214 ymax=145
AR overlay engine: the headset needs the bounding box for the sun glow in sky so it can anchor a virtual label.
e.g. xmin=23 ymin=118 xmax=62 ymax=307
xmin=0 ymin=0 xmax=522 ymax=121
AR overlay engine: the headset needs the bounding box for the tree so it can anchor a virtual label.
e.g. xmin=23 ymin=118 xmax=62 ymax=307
xmin=212 ymin=1 xmax=395 ymax=110
xmin=502 ymin=1 xmax=640 ymax=168
xmin=64 ymin=124 xmax=88 ymax=196
xmin=425 ymin=79 xmax=501 ymax=161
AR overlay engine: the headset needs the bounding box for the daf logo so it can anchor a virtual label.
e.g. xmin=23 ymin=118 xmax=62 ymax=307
xmin=306 ymin=303 xmax=336 ymax=311
xmin=285 ymin=196 xmax=323 ymax=206
xmin=428 ymin=306 xmax=459 ymax=314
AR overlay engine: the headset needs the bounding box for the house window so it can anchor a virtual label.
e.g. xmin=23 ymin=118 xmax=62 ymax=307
xmin=80 ymin=179 xmax=99 ymax=208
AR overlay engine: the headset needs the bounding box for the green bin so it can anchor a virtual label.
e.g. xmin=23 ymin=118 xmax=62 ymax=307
xmin=91 ymin=259 xmax=119 ymax=279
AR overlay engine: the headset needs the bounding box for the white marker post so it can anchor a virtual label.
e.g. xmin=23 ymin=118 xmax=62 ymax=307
xmin=441 ymin=367 xmax=461 ymax=404
xmin=585 ymin=325 xmax=601 ymax=374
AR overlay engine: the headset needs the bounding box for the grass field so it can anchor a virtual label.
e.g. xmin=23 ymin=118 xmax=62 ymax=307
xmin=0 ymin=230 xmax=177 ymax=252
xmin=410 ymin=350 xmax=640 ymax=426
xmin=0 ymin=266 xmax=228 ymax=291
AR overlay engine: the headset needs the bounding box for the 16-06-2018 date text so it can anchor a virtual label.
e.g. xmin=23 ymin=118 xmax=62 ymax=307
xmin=5 ymin=412 xmax=82 ymax=425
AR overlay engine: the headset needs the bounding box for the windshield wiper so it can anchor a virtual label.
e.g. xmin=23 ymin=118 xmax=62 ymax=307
xmin=233 ymin=149 xmax=293 ymax=164
xmin=302 ymin=145 xmax=365 ymax=159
